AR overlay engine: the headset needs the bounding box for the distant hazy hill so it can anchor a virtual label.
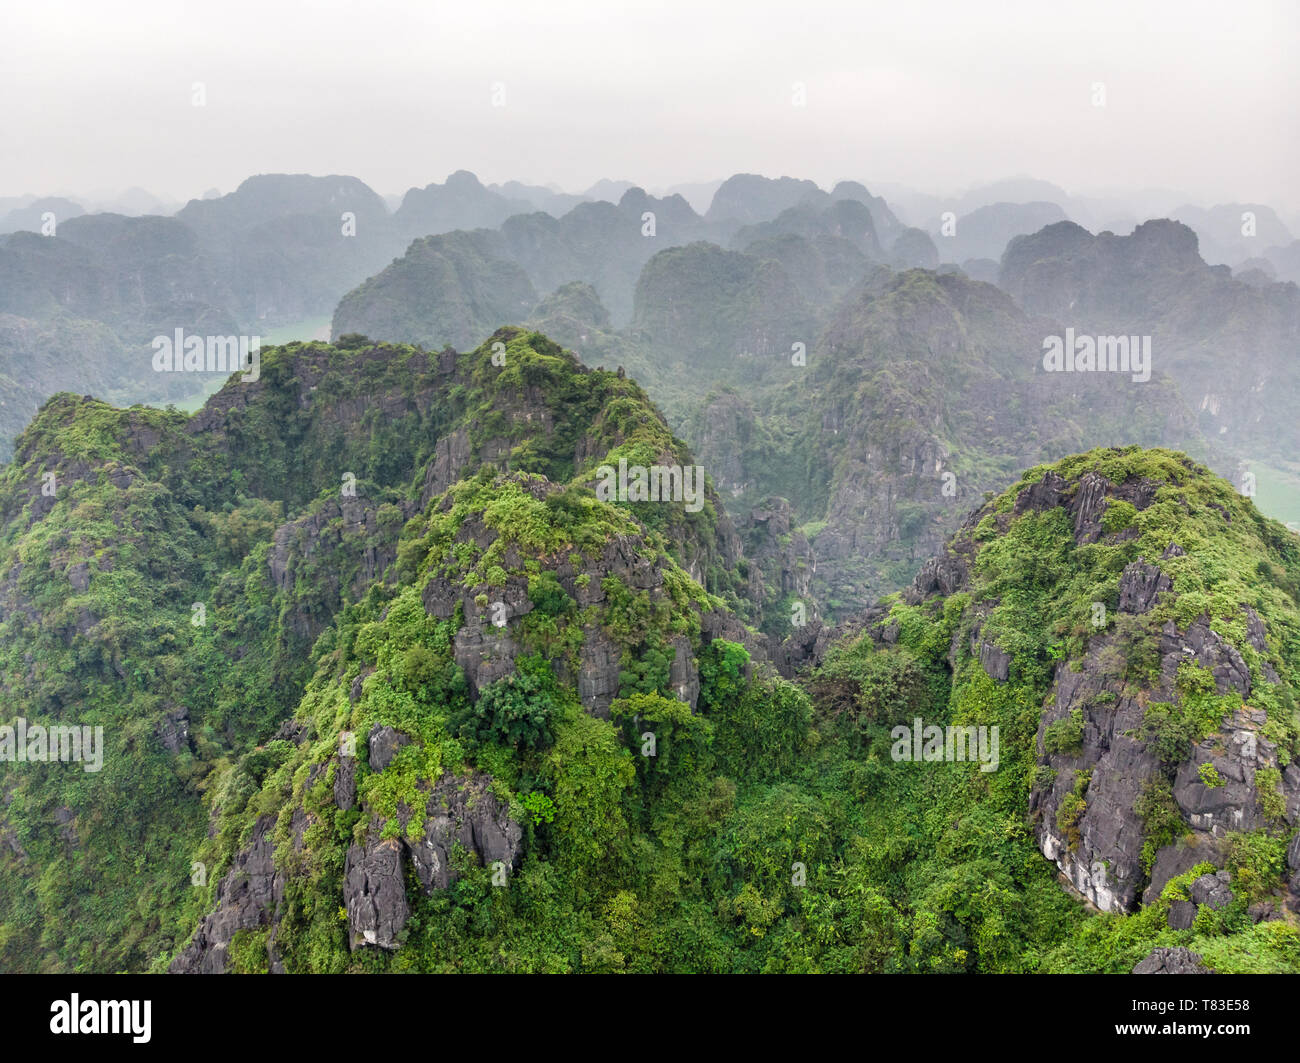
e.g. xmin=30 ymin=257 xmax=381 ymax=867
xmin=1001 ymin=219 xmax=1300 ymax=470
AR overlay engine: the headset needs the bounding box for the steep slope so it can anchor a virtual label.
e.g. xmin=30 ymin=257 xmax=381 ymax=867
xmin=4 ymin=342 xmax=1298 ymax=973
xmin=0 ymin=328 xmax=765 ymax=972
xmin=169 ymin=444 xmax=1300 ymax=974
xmin=691 ymin=268 xmax=1206 ymax=618
xmin=175 ymin=174 xmax=401 ymax=322
xmin=330 ymin=230 xmax=539 ymax=351
xmin=629 ymin=242 xmax=817 ymax=375
xmin=795 ymin=446 xmax=1300 ymax=972
xmin=1000 ymin=219 xmax=1300 ymax=472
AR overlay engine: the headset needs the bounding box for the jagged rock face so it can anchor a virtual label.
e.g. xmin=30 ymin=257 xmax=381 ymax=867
xmin=1118 ymin=559 xmax=1172 ymax=614
xmin=267 ymin=493 xmax=414 ymax=645
xmin=1163 ymin=706 xmax=1285 ymax=851
xmin=1189 ymin=870 xmax=1235 ymax=909
xmin=1167 ymin=870 xmax=1236 ymax=929
xmin=333 ymin=755 xmax=357 ymax=811
xmin=691 ymin=392 xmax=758 ymax=500
xmin=1288 ymin=833 xmax=1300 ymax=910
xmin=576 ymin=626 xmax=621 ymax=715
xmin=1009 ymin=464 xmax=1300 ymax=913
xmin=667 ymin=634 xmax=700 ymax=707
xmin=977 ymin=638 xmax=1011 ymax=683
xmin=1133 ymin=947 xmax=1210 ymax=974
xmin=420 ymin=426 xmax=473 ymax=505
xmin=341 ymin=761 xmax=524 ymax=952
xmin=737 ymin=497 xmax=819 ymax=636
xmin=910 ymin=547 xmax=972 ymax=602
xmin=177 ymin=755 xmax=526 ymax=964
xmin=400 ymin=773 xmax=523 ymax=893
xmin=825 ymin=457 xmax=1300 ymax=929
xmin=1033 ymin=597 xmax=1296 ymax=913
xmin=1032 ymin=631 xmax=1162 ymax=911
xmin=344 ymin=825 xmax=410 ymax=951
xmin=170 ymin=816 xmax=285 ymax=973
xmin=453 ymin=614 xmax=521 ymax=698
xmin=367 ymin=724 xmax=410 ymax=772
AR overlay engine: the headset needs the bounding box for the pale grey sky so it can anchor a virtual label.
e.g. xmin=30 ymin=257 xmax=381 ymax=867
xmin=2 ymin=0 xmax=1296 ymax=211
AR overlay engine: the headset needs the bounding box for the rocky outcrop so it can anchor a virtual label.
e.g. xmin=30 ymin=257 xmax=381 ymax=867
xmin=343 ymin=762 xmax=525 ymax=950
xmin=978 ymin=639 xmax=1011 ymax=682
xmin=174 ymin=739 xmax=525 ymax=966
xmin=267 ymin=492 xmax=413 ymax=645
xmin=737 ymin=497 xmax=819 ymax=635
xmin=420 ymin=425 xmax=473 ymax=505
xmin=1035 ymin=599 xmax=1298 ymax=912
xmin=1012 ymin=471 xmax=1066 ymax=516
xmin=1133 ymin=947 xmax=1211 ymax=974
xmin=1118 ymin=559 xmax=1173 ymax=614
xmin=156 ymin=703 xmax=191 ymax=755
xmin=1167 ymin=871 xmax=1235 ymax=929
xmin=419 ymin=481 xmax=712 ymax=716
xmin=1189 ymin=870 xmax=1235 ymax=909
xmin=1288 ymin=832 xmax=1300 ymax=911
xmin=667 ymin=635 xmax=700 ymax=708
xmin=911 ymin=549 xmax=970 ymax=600
xmin=692 ymin=392 xmax=759 ymax=499
xmin=1070 ymin=472 xmax=1111 ymax=543
xmin=367 ymin=724 xmax=411 ymax=772
xmin=1032 ymin=632 xmax=1160 ymax=911
xmin=576 ymin=627 xmax=621 ymax=717
xmin=401 ymin=773 xmax=523 ymax=893
xmin=1169 ymin=709 xmax=1275 ymax=836
xmin=333 ymin=755 xmax=357 ymax=811
xmin=171 ymin=816 xmax=284 ymax=973
xmin=343 ymin=825 xmax=410 ymax=951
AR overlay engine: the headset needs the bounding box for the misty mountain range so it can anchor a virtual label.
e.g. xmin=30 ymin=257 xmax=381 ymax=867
xmin=3 ymin=162 xmax=1300 ymax=978
xmin=2 ymin=166 xmax=1297 ymax=622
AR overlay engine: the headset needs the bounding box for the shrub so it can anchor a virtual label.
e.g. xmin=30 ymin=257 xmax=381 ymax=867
xmin=1043 ymin=709 xmax=1085 ymax=756
xmin=1226 ymin=831 xmax=1288 ymax=902
xmin=1134 ymin=775 xmax=1184 ymax=875
xmin=448 ymin=656 xmax=559 ymax=752
xmin=1101 ymin=500 xmax=1137 ymax=534
xmin=1255 ymin=765 xmax=1286 ymax=822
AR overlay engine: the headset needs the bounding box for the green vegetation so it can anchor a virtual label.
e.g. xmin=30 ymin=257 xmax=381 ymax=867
xmin=1 ymin=328 xmax=1297 ymax=978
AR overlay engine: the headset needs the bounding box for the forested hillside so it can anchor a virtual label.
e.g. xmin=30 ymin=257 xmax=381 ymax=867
xmin=1 ymin=325 xmax=1296 ymax=973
